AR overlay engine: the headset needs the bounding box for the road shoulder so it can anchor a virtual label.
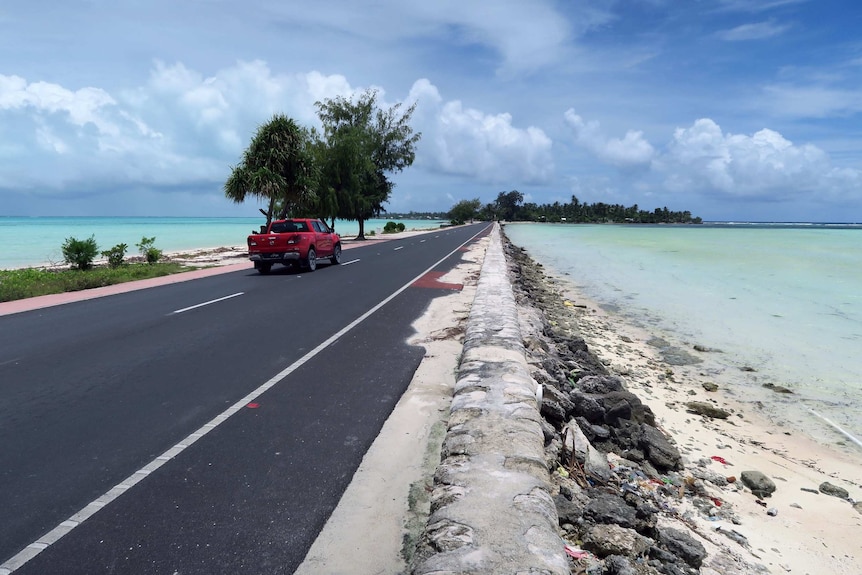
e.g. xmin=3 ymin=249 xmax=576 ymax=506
xmin=293 ymin=233 xmax=488 ymax=574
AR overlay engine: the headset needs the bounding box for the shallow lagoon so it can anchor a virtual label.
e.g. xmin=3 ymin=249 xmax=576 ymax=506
xmin=0 ymin=216 xmax=447 ymax=269
xmin=504 ymin=222 xmax=862 ymax=451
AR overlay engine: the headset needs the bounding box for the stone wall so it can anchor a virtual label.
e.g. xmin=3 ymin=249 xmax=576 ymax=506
xmin=411 ymin=224 xmax=569 ymax=575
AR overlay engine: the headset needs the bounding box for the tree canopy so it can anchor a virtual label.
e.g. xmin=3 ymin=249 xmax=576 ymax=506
xmin=224 ymin=114 xmax=317 ymax=228
xmin=225 ymin=92 xmax=421 ymax=239
xmin=448 ymin=198 xmax=482 ymax=225
xmin=314 ymin=89 xmax=421 ymax=239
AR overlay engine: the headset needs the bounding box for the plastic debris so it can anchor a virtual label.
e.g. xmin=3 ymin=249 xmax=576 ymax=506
xmin=246 ymin=402 xmax=260 ymax=409
xmin=564 ymin=544 xmax=590 ymax=560
xmin=711 ymin=455 xmax=730 ymax=465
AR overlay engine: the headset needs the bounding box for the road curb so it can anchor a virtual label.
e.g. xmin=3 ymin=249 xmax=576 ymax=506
xmin=411 ymin=224 xmax=568 ymax=574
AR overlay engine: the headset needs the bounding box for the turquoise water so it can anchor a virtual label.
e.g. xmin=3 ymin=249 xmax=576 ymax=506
xmin=504 ymin=222 xmax=862 ymax=451
xmin=0 ymin=217 xmax=447 ymax=269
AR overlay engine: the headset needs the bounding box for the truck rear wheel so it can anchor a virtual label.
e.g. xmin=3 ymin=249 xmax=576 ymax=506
xmin=306 ymin=248 xmax=317 ymax=271
xmin=330 ymin=244 xmax=342 ymax=265
xmin=256 ymin=262 xmax=272 ymax=275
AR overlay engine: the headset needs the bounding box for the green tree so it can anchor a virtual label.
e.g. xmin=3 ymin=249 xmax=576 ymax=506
xmin=315 ymin=89 xmax=421 ymax=239
xmin=224 ymin=114 xmax=317 ymax=228
xmin=61 ymin=236 xmax=99 ymax=270
xmin=448 ymin=198 xmax=482 ymax=225
xmin=100 ymin=243 xmax=128 ymax=268
xmin=494 ymin=190 xmax=524 ymax=221
xmin=136 ymin=236 xmax=163 ymax=264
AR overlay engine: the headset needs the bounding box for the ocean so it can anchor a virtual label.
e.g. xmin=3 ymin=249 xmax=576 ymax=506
xmin=503 ymin=222 xmax=862 ymax=453
xmin=0 ymin=216 xmax=448 ymax=270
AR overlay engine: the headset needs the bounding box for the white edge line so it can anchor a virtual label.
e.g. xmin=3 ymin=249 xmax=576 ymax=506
xmin=172 ymin=292 xmax=244 ymax=314
xmin=0 ymin=222 xmax=492 ymax=574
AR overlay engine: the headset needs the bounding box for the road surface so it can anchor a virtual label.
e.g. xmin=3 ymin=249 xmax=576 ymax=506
xmin=0 ymin=222 xmax=491 ymax=574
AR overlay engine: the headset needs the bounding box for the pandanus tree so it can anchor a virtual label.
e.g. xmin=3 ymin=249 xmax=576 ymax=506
xmin=224 ymin=114 xmax=317 ymax=229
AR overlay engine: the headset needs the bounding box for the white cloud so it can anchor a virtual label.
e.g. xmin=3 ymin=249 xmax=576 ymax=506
xmin=564 ymin=109 xmax=655 ymax=169
xmin=407 ymin=79 xmax=553 ymax=183
xmin=562 ymin=111 xmax=861 ymax=204
xmin=0 ymin=63 xmax=554 ymax=202
xmin=715 ymin=0 xmax=809 ymax=13
xmin=719 ymin=20 xmax=790 ymax=41
xmin=657 ymin=118 xmax=859 ymax=199
xmin=0 ymin=74 xmax=119 ymax=137
xmin=280 ymin=1 xmax=574 ymax=75
xmin=760 ymin=84 xmax=862 ymax=118
xmin=0 ymin=60 xmax=387 ymax=197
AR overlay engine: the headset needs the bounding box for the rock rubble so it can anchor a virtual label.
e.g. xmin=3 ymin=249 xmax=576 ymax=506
xmin=504 ymin=239 xmax=771 ymax=575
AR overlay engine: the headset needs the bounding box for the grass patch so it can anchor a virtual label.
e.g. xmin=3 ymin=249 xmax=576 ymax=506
xmin=0 ymin=262 xmax=193 ymax=303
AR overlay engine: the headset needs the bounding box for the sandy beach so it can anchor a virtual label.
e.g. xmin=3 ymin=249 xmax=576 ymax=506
xmin=534 ymin=263 xmax=862 ymax=574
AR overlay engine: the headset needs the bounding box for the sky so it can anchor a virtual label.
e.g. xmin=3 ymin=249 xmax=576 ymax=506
xmin=1 ymin=0 xmax=861 ymax=222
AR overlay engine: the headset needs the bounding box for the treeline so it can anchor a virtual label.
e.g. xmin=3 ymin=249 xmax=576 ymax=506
xmin=384 ymin=211 xmax=450 ymax=220
xmin=449 ymin=191 xmax=702 ymax=225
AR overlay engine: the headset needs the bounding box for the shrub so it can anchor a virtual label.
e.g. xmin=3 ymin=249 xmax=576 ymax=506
xmin=101 ymin=243 xmax=128 ymax=268
xmin=61 ymin=235 xmax=99 ymax=270
xmin=136 ymin=236 xmax=163 ymax=264
xmin=382 ymin=221 xmax=406 ymax=234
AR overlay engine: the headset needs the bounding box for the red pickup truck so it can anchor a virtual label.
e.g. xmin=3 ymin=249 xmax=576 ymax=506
xmin=247 ymin=218 xmax=342 ymax=274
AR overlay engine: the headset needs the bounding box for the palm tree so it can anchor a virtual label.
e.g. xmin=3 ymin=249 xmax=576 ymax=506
xmin=224 ymin=114 xmax=317 ymax=228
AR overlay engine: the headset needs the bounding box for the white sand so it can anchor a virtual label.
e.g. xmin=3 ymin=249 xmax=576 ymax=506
xmin=548 ymin=273 xmax=862 ymax=575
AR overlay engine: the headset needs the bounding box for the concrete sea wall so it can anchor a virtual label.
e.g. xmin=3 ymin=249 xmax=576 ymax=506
xmin=411 ymin=224 xmax=569 ymax=574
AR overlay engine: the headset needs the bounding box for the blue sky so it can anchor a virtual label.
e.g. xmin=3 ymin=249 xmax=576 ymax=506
xmin=1 ymin=0 xmax=861 ymax=222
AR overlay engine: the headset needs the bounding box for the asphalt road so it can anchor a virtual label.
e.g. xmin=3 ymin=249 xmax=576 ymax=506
xmin=0 ymin=222 xmax=491 ymax=574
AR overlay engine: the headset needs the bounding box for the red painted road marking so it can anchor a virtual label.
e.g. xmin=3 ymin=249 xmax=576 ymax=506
xmin=412 ymin=271 xmax=463 ymax=290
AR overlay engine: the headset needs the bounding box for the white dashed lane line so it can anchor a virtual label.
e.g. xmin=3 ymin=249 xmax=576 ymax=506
xmin=171 ymin=292 xmax=244 ymax=315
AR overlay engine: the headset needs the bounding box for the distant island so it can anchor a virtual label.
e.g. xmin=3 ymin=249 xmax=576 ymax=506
xmin=389 ymin=191 xmax=703 ymax=225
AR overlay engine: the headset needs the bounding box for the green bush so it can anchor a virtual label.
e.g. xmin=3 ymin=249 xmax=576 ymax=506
xmin=101 ymin=243 xmax=128 ymax=268
xmin=145 ymin=247 xmax=162 ymax=264
xmin=136 ymin=236 xmax=162 ymax=264
xmin=61 ymin=235 xmax=99 ymax=270
xmin=382 ymin=221 xmax=406 ymax=234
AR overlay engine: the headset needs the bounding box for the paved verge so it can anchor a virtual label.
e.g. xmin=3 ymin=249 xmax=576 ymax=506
xmin=411 ymin=225 xmax=569 ymax=574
